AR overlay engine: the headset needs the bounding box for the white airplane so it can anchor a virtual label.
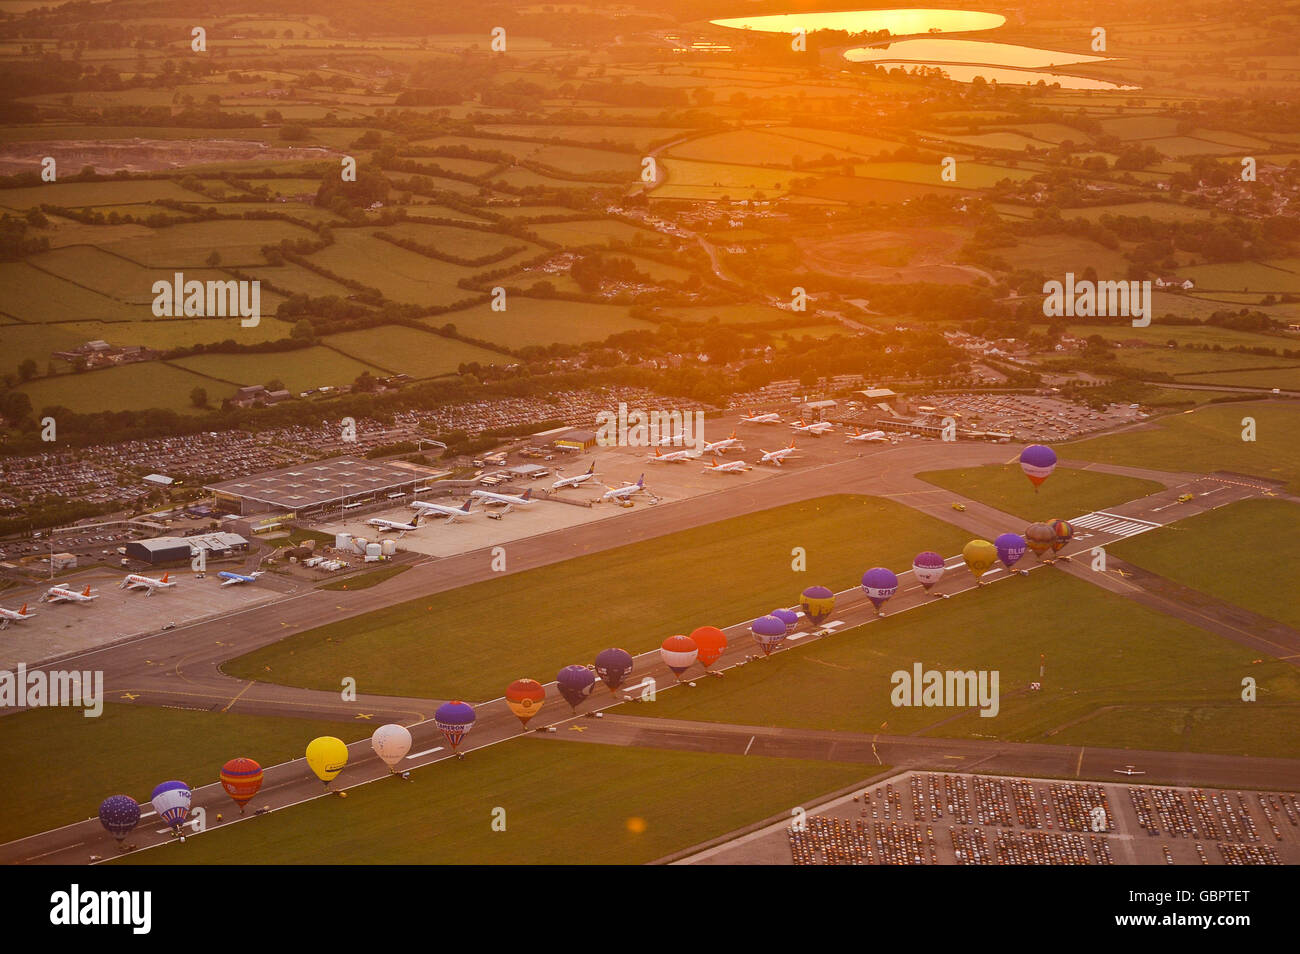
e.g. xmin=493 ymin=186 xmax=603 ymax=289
xmin=120 ymin=572 xmax=177 ymax=596
xmin=470 ymin=487 xmax=536 ymax=510
xmin=758 ymin=441 xmax=799 ymax=467
xmin=790 ymin=418 xmax=834 ymax=437
xmin=846 ymin=427 xmax=890 ymax=443
xmin=366 ymin=512 xmax=423 ymax=537
xmin=219 ymin=570 xmax=263 ymax=587
xmin=40 ymin=584 xmax=98 ymax=603
xmin=739 ymin=409 xmax=782 ymax=424
xmin=551 ymin=462 xmax=599 ymax=491
xmin=702 ymin=430 xmax=743 ymax=455
xmin=411 ymin=498 xmax=476 ymax=522
xmin=703 ymin=456 xmax=750 ymax=474
xmin=649 ymin=446 xmax=694 ymax=463
xmin=601 ymin=474 xmax=646 ymax=501
xmin=0 ymin=603 xmax=35 ymax=629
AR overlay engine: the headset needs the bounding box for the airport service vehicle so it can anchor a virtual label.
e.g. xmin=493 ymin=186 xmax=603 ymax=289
xmin=739 ymin=409 xmax=782 ymax=424
xmin=470 ymin=487 xmax=536 ymax=515
xmin=366 ymin=512 xmax=423 ymax=537
xmin=0 ymin=603 xmax=35 ymax=629
xmin=951 ymin=503 xmax=966 ymax=512
xmin=701 ymin=430 xmax=743 ymax=455
xmin=40 ymin=584 xmax=98 ymax=603
xmin=119 ymin=572 xmax=177 ymax=596
xmin=757 ymin=441 xmax=798 ymax=467
xmin=703 ymin=457 xmax=750 ymax=474
xmin=411 ymin=499 xmax=476 ymax=522
xmin=846 ymin=427 xmax=889 ymax=443
xmin=790 ymin=418 xmax=834 ymax=437
xmin=218 ymin=571 xmax=264 ymax=587
xmin=601 ymin=475 xmax=647 ymax=501
xmin=551 ymin=463 xmax=599 ymax=490
xmin=649 ymin=446 xmax=693 ymax=463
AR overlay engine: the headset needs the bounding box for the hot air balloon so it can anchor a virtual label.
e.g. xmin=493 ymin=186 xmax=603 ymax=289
xmin=962 ymin=539 xmax=998 ymax=584
xmin=505 ymin=679 xmax=546 ymax=728
xmin=1050 ymin=519 xmax=1074 ymax=555
xmin=994 ymin=533 xmax=1027 ymax=571
xmin=556 ymin=664 xmax=596 ymax=711
xmin=799 ymin=585 xmax=836 ymax=624
xmin=912 ymin=552 xmax=946 ymax=592
xmin=659 ymin=635 xmax=698 ymax=679
xmin=770 ymin=607 xmax=799 ymax=633
xmin=306 ymin=736 xmax=348 ymax=788
xmin=594 ymin=648 xmax=634 ymax=693
xmin=98 ymin=795 xmax=140 ymax=847
xmin=861 ymin=567 xmax=899 ymax=615
xmin=219 ymin=757 xmax=263 ymax=813
xmin=371 ymin=724 xmax=412 ymax=772
xmin=150 ymin=780 xmax=192 ymax=835
xmin=1019 ymin=445 xmax=1057 ymax=492
xmin=690 ymin=626 xmax=728 ymax=669
xmin=435 ymin=701 xmax=476 ymax=757
xmin=1025 ymin=522 xmax=1056 ymax=561
xmin=751 ymin=615 xmax=787 ymax=656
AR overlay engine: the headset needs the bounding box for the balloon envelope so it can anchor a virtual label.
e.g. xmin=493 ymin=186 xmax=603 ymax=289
xmin=770 ymin=607 xmax=799 ymax=633
xmin=799 ymin=586 xmax=836 ymax=624
xmin=505 ymin=679 xmax=546 ymax=727
xmin=306 ymin=736 xmax=349 ymax=784
xmin=1050 ymin=519 xmax=1074 ymax=553
xmin=556 ymin=664 xmax=596 ymax=709
xmin=1025 ymin=522 xmax=1056 ymax=558
xmin=751 ymin=615 xmax=787 ymax=656
xmin=435 ymin=701 xmax=476 ymax=750
xmin=962 ymin=540 xmax=998 ymax=579
xmin=912 ymin=552 xmax=946 ymax=590
xmin=219 ymin=757 xmax=263 ymax=809
xmin=99 ymin=795 xmax=140 ymax=842
xmin=659 ymin=635 xmax=698 ymax=676
xmin=594 ymin=648 xmax=634 ymax=692
xmin=1019 ymin=444 xmax=1057 ymax=488
xmin=150 ymin=780 xmax=191 ymax=831
xmin=371 ymin=724 xmax=412 ymax=769
xmin=690 ymin=627 xmax=728 ymax=668
xmin=994 ymin=533 xmax=1027 ymax=569
xmin=861 ymin=567 xmax=899 ymax=610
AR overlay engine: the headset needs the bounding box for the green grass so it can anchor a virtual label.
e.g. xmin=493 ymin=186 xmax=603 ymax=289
xmin=115 ymin=740 xmax=871 ymax=864
xmin=0 ymin=704 xmax=368 ymax=843
xmin=321 ymin=326 xmax=506 ymax=378
xmin=20 ymin=361 xmax=239 ymax=414
xmin=223 ymin=495 xmax=972 ymax=699
xmin=917 ymin=464 xmax=1165 ymax=523
xmin=102 ymin=220 xmax=316 ymax=268
xmin=320 ymin=564 xmax=410 ymax=591
xmin=428 ymin=297 xmax=652 ymax=347
xmin=627 ymin=570 xmax=1300 ymax=759
xmin=0 ymin=262 xmax=139 ymax=322
xmin=306 ymin=231 xmax=485 ymax=308
xmin=1109 ymin=499 xmax=1300 ymax=628
xmin=1175 ymin=367 xmax=1300 ymax=391
xmin=1062 ymin=401 xmax=1300 ymax=492
xmin=171 ymin=347 xmax=386 ymax=392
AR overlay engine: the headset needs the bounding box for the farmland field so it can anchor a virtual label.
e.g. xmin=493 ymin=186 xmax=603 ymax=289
xmin=171 ymin=346 xmax=386 ymax=391
xmin=19 ymin=360 xmax=239 ymax=413
xmin=0 ymin=261 xmax=139 ymax=322
xmin=429 ymin=297 xmax=652 ymax=347
xmin=102 ymin=219 xmax=317 ymax=268
xmin=305 ymin=230 xmax=486 ymax=307
xmin=322 ymin=326 xmax=507 ymax=378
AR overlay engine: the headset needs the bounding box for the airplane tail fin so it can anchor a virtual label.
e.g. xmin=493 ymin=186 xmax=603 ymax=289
xmin=521 ymin=488 xmax=532 ymax=501
xmin=586 ymin=462 xmax=596 ymax=474
xmin=412 ymin=511 xmax=422 ymax=527
xmin=636 ymin=474 xmax=645 ymax=487
xmin=82 ymin=586 xmax=92 ymax=597
xmin=461 ymin=499 xmax=473 ymax=512
xmin=20 ymin=603 xmax=27 ymax=616
xmin=161 ymin=573 xmax=169 ymax=584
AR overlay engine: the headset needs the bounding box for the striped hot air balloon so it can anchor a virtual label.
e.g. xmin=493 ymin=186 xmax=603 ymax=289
xmin=751 ymin=615 xmax=787 ymax=656
xmin=912 ymin=552 xmax=946 ymax=592
xmin=659 ymin=635 xmax=699 ymax=678
xmin=435 ymin=701 xmax=476 ymax=754
xmin=219 ymin=757 xmax=263 ymax=813
xmin=150 ymin=780 xmax=191 ymax=835
xmin=861 ymin=567 xmax=899 ymax=615
xmin=505 ymin=679 xmax=546 ymax=728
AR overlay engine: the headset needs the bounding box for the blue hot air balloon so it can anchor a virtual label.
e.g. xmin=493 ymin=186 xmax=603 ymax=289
xmin=98 ymin=795 xmax=141 ymax=845
xmin=556 ymin=664 xmax=596 ymax=711
xmin=912 ymin=552 xmax=946 ymax=592
xmin=1019 ymin=445 xmax=1057 ymax=492
xmin=861 ymin=567 xmax=899 ymax=614
xmin=771 ymin=607 xmax=799 ymax=634
xmin=594 ymin=648 xmax=634 ymax=693
xmin=799 ymin=585 xmax=836 ymax=624
xmin=435 ymin=701 xmax=476 ymax=754
xmin=995 ymin=532 xmax=1027 ymax=570
xmin=751 ymin=615 xmax=787 ymax=656
xmin=150 ymin=780 xmax=191 ymax=835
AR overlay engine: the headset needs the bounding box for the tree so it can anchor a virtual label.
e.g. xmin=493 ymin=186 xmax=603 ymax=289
xmin=17 ymin=359 xmax=37 ymax=382
xmin=189 ymin=386 xmax=208 ymax=408
xmin=205 ymin=250 xmax=221 ymax=267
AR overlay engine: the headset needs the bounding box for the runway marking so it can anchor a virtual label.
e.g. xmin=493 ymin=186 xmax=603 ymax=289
xmin=406 ymin=746 xmax=443 ymax=759
xmin=1076 ymin=746 xmax=1085 ymax=778
xmin=120 ymin=692 xmax=138 ymax=701
xmin=943 ymin=755 xmax=964 ymax=760
xmin=355 ymin=712 xmax=374 ymax=720
xmin=219 ymin=680 xmax=256 ymax=714
xmin=25 ymin=843 xmax=81 ymax=861
xmin=568 ymin=725 xmax=586 ymax=733
xmin=743 ymin=735 xmax=755 ymax=755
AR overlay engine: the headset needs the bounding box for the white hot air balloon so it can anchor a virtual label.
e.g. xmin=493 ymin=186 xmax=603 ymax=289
xmin=371 ymin=724 xmax=413 ymax=772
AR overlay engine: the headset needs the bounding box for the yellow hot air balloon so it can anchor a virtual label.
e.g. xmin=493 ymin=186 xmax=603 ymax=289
xmin=962 ymin=539 xmax=998 ymax=584
xmin=306 ymin=736 xmax=349 ymax=788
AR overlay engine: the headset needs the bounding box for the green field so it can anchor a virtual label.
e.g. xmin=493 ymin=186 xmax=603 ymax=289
xmin=20 ymin=360 xmax=239 ymax=413
xmin=1174 ymin=366 xmax=1300 ymax=390
xmin=171 ymin=346 xmax=386 ymax=392
xmin=0 ymin=705 xmax=368 ymax=843
xmin=1178 ymin=261 xmax=1300 ymax=294
xmin=319 ymin=564 xmax=410 ymax=591
xmin=102 ymin=219 xmax=317 ymax=268
xmin=224 ymin=495 xmax=972 ymax=699
xmin=429 ymin=297 xmax=652 ymax=347
xmin=627 ymin=570 xmax=1300 ymax=758
xmin=0 ymin=262 xmax=139 ymax=322
xmin=116 ymin=741 xmax=871 ymax=865
xmin=323 ymin=326 xmax=507 ymax=378
xmin=1063 ymin=402 xmax=1300 ymax=492
xmin=306 ymin=230 xmax=485 ymax=307
xmin=917 ymin=464 xmax=1165 ymax=523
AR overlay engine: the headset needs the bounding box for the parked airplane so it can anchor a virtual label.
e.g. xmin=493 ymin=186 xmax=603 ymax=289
xmin=366 ymin=512 xmax=423 ymax=536
xmin=218 ymin=570 xmax=263 ymax=587
xmin=703 ymin=456 xmax=750 ymax=474
xmin=470 ymin=488 xmax=536 ymax=513
xmin=411 ymin=499 xmax=476 ymax=522
xmin=790 ymin=418 xmax=834 ymax=436
xmin=40 ymin=584 xmax=98 ymax=603
xmin=758 ymin=441 xmax=799 ymax=467
xmin=601 ymin=475 xmax=647 ymax=501
xmin=649 ymin=446 xmax=694 ymax=463
xmin=846 ymin=427 xmax=890 ymax=443
xmin=0 ymin=603 xmax=35 ymax=629
xmin=702 ymin=430 xmax=743 ymax=455
xmin=739 ymin=409 xmax=782 ymax=424
xmin=120 ymin=572 xmax=177 ymax=596
xmin=551 ymin=462 xmax=599 ymax=490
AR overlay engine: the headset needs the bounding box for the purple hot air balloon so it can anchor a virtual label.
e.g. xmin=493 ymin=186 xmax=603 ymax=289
xmin=1019 ymin=444 xmax=1057 ymax=492
xmin=98 ymin=795 xmax=141 ymax=845
xmin=594 ymin=648 xmax=634 ymax=693
xmin=913 ymin=552 xmax=946 ymax=592
xmin=995 ymin=532 xmax=1027 ymax=570
xmin=751 ymin=615 xmax=787 ymax=656
xmin=556 ymin=664 xmax=596 ymax=711
xmin=435 ymin=701 xmax=476 ymax=754
xmin=799 ymin=585 xmax=836 ymax=624
xmin=771 ymin=607 xmax=799 ymax=634
xmin=861 ymin=567 xmax=899 ymax=615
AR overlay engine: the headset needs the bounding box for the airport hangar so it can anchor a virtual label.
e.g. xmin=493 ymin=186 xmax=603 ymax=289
xmin=205 ymin=456 xmax=448 ymax=517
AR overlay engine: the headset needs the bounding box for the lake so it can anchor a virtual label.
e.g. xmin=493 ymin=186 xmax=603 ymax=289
xmin=709 ymin=8 xmax=1005 ymax=36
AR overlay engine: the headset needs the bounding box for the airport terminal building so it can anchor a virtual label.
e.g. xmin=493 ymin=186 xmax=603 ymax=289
xmin=206 ymin=457 xmax=448 ymax=517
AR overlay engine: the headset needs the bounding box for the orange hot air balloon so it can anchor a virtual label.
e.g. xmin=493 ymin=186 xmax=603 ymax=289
xmin=690 ymin=626 xmax=728 ymax=669
xmin=219 ymin=757 xmax=263 ymax=814
xmin=505 ymin=678 xmax=546 ymax=728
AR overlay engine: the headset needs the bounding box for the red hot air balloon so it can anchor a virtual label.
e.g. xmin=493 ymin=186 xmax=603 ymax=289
xmin=659 ymin=635 xmax=699 ymax=679
xmin=505 ymin=678 xmax=546 ymax=729
xmin=690 ymin=626 xmax=728 ymax=669
xmin=219 ymin=757 xmax=263 ymax=814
